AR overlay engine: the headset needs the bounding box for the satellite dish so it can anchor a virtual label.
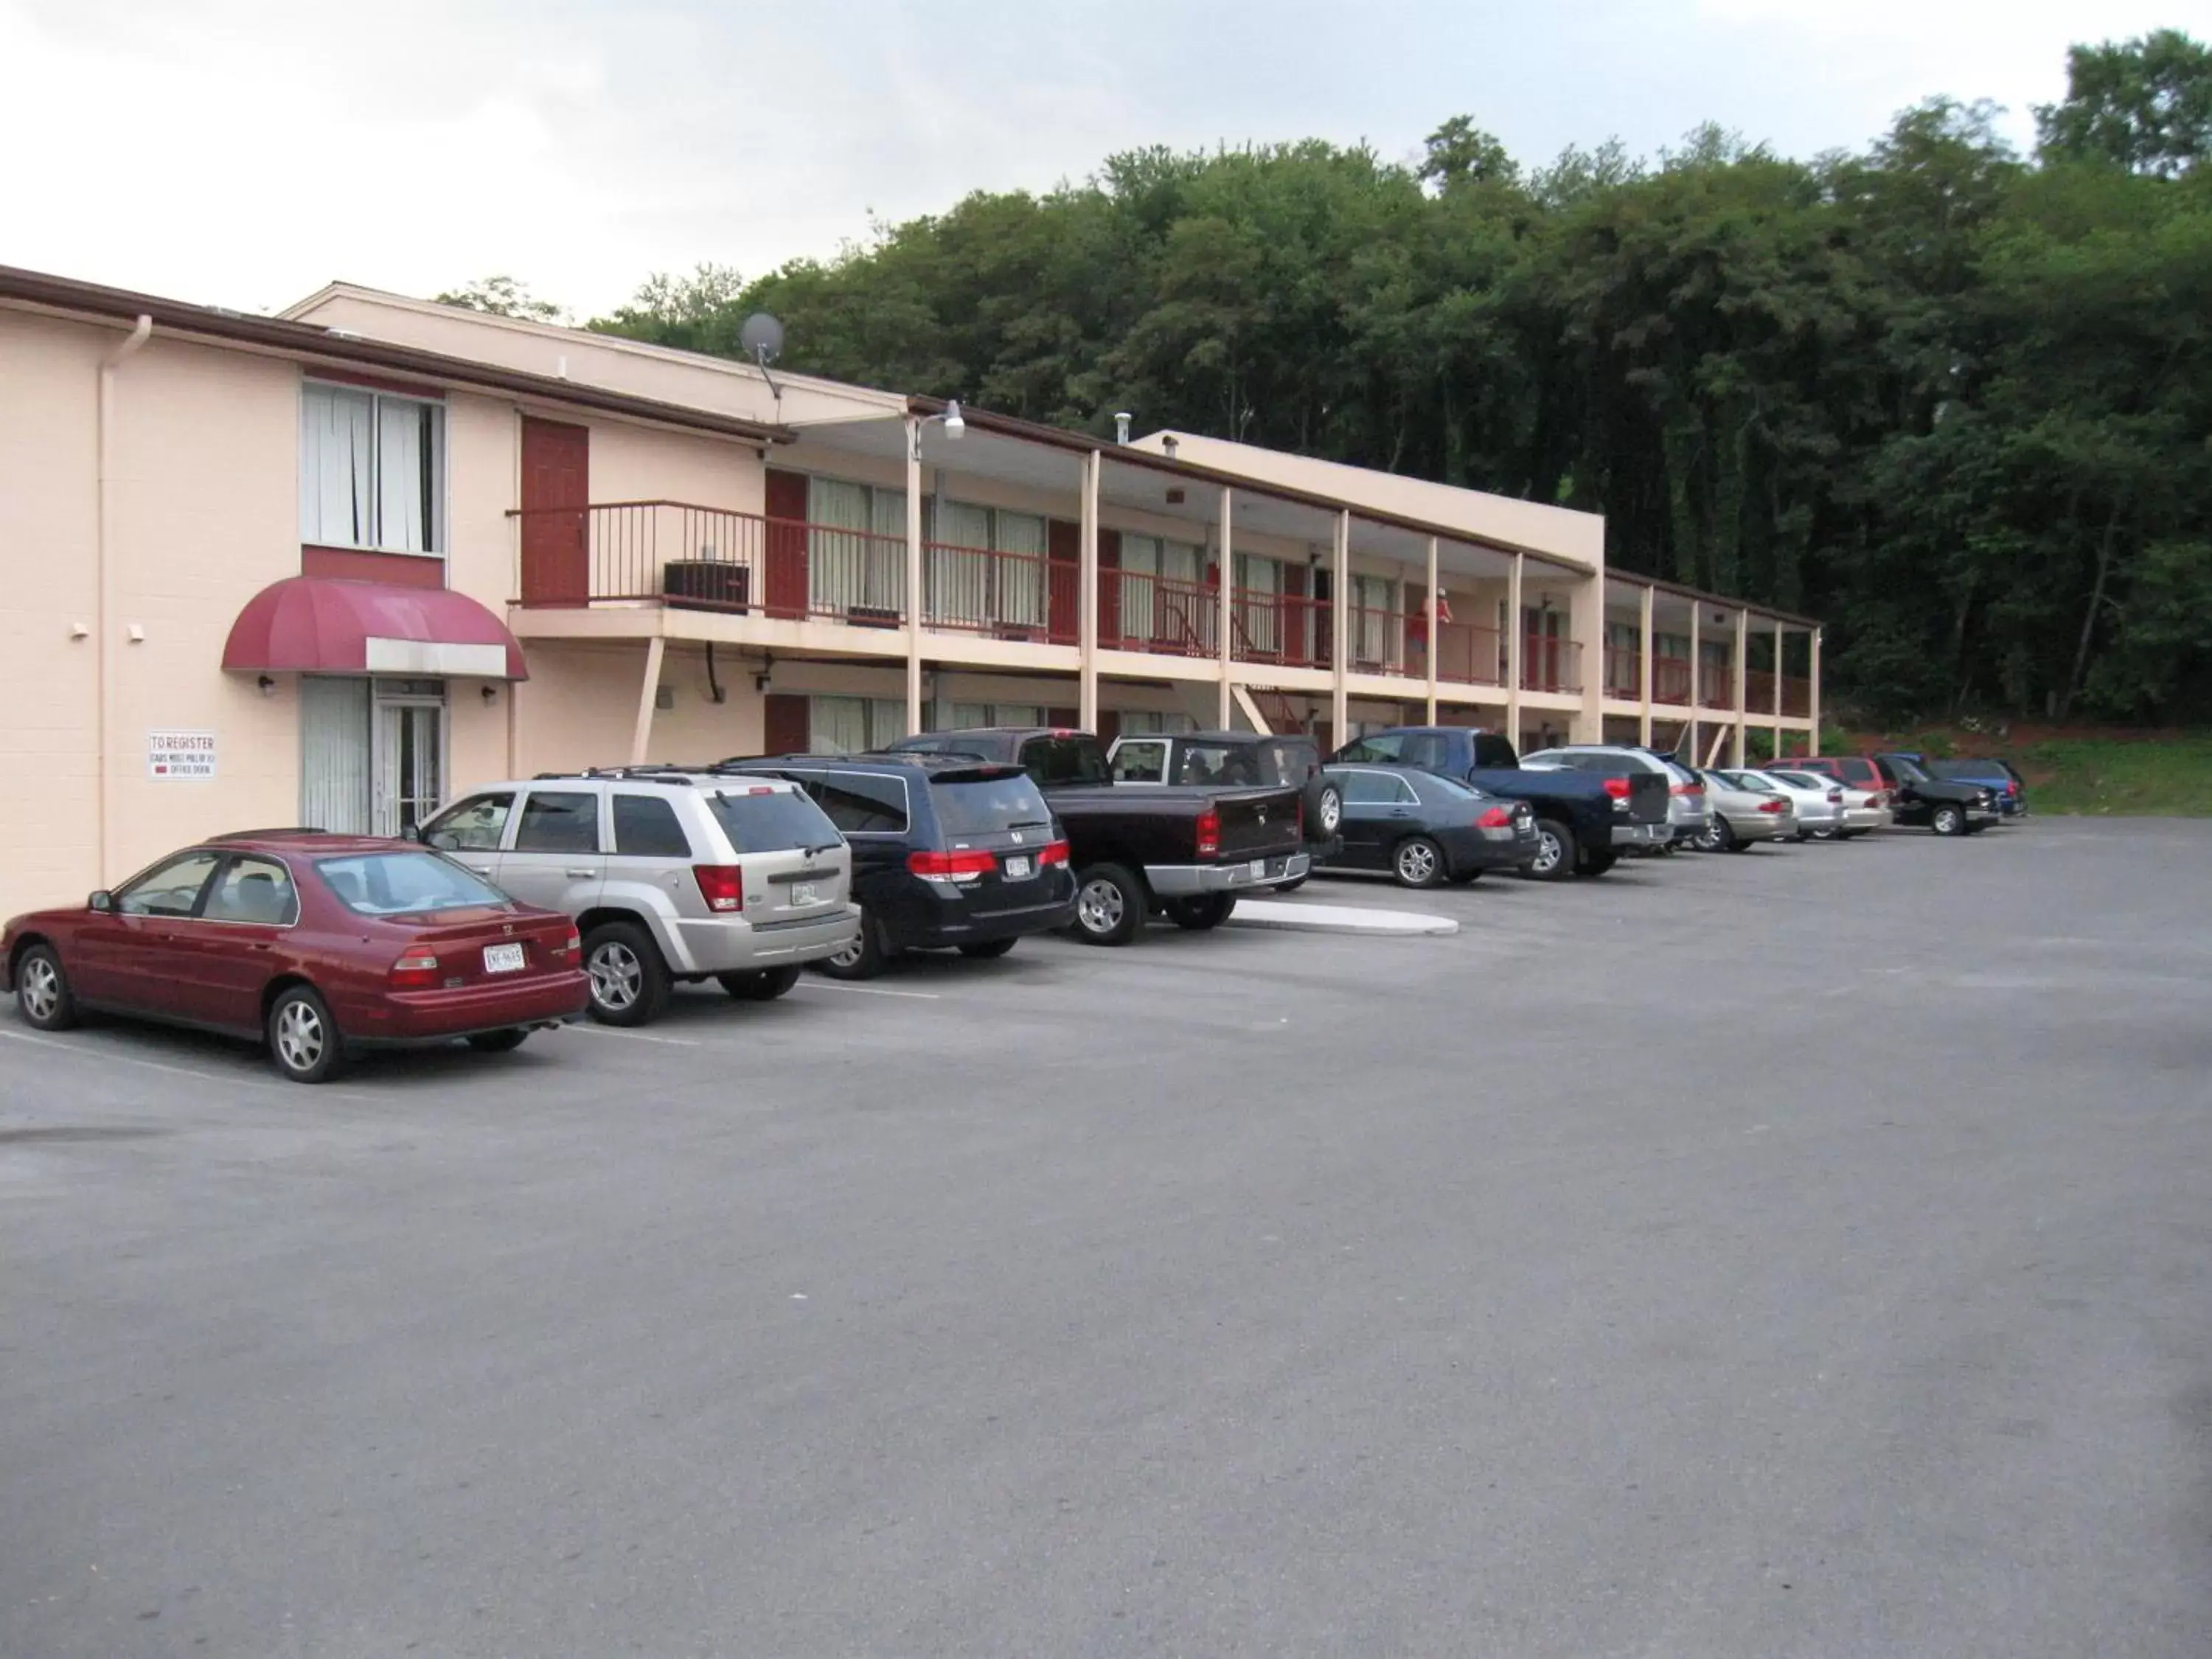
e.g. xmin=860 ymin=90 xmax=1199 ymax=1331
xmin=740 ymin=312 xmax=784 ymax=366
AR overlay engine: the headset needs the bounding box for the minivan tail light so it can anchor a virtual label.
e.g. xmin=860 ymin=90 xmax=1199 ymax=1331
xmin=692 ymin=864 xmax=745 ymax=913
xmin=1476 ymin=805 xmax=1515 ymax=829
xmin=1039 ymin=840 xmax=1071 ymax=867
xmin=908 ymin=848 xmax=995 ymax=879
xmin=389 ymin=950 xmax=441 ymax=990
xmin=1195 ymin=807 xmax=1220 ymax=858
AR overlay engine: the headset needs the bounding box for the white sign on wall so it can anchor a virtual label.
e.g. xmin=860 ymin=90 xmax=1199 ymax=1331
xmin=147 ymin=729 xmax=218 ymax=780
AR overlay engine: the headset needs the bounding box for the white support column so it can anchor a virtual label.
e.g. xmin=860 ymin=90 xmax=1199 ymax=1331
xmin=1772 ymin=617 xmax=1785 ymax=759
xmin=1731 ymin=607 xmax=1748 ymax=766
xmin=1424 ymin=535 xmax=1440 ymax=726
xmin=1638 ymin=583 xmax=1655 ymax=746
xmin=1686 ymin=602 xmax=1700 ymax=763
xmin=1330 ymin=511 xmax=1350 ymax=743
xmin=1079 ymin=448 xmax=1100 ymax=732
xmin=630 ymin=635 xmax=666 ymax=765
xmin=905 ymin=417 xmax=925 ymax=735
xmin=1809 ymin=625 xmax=1823 ymax=746
xmin=1505 ymin=552 xmax=1524 ymax=747
xmin=1217 ymin=486 xmax=1234 ymax=728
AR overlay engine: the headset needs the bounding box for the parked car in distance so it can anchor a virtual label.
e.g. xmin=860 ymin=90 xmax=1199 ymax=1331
xmin=1105 ymin=730 xmax=1343 ymax=879
xmin=1767 ymin=768 xmax=1890 ymax=838
xmin=1777 ymin=754 xmax=1998 ymax=835
xmin=1933 ymin=757 xmax=2028 ymax=817
xmin=717 ymin=751 xmax=1075 ymax=977
xmin=1319 ymin=764 xmax=1539 ymax=886
xmin=420 ymin=769 xmax=858 ymax=1022
xmin=1695 ymin=769 xmax=1801 ymax=849
xmin=886 ymin=727 xmax=1308 ymax=944
xmin=1518 ymin=743 xmax=1714 ymax=851
xmin=3 ymin=832 xmax=588 ymax=1082
xmin=1329 ymin=728 xmax=1669 ymax=880
xmin=1745 ymin=769 xmax=1846 ymax=839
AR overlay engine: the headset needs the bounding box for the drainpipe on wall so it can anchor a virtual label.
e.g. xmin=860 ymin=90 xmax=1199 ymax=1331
xmin=96 ymin=314 xmax=153 ymax=886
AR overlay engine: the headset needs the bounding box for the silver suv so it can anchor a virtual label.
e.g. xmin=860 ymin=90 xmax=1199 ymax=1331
xmin=1520 ymin=745 xmax=1714 ymax=848
xmin=417 ymin=770 xmax=859 ymax=1026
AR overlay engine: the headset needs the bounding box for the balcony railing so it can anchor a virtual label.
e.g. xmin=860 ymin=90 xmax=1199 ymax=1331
xmin=922 ymin=543 xmax=1078 ymax=644
xmin=1231 ymin=588 xmax=1328 ymax=668
xmin=1699 ymin=664 xmax=1736 ymax=710
xmin=1782 ymin=675 xmax=1812 ymax=717
xmin=1603 ymin=646 xmax=1641 ymax=698
xmin=1652 ymin=655 xmax=1694 ymax=706
xmin=1521 ymin=635 xmax=1582 ymax=694
xmin=1435 ymin=622 xmax=1505 ymax=686
xmin=1102 ymin=568 xmax=1216 ymax=655
xmin=1346 ymin=605 xmax=1416 ymax=676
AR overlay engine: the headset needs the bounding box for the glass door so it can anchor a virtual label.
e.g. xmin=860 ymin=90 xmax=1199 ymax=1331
xmin=372 ymin=687 xmax=445 ymax=837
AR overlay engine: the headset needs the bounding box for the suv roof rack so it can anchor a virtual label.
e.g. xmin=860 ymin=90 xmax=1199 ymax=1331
xmin=528 ymin=766 xmax=698 ymax=786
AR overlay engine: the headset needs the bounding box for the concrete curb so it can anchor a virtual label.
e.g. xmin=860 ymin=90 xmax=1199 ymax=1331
xmin=1225 ymin=899 xmax=1459 ymax=938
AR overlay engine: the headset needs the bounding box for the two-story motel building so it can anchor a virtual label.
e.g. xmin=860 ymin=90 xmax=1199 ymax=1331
xmin=0 ymin=263 xmax=1822 ymax=919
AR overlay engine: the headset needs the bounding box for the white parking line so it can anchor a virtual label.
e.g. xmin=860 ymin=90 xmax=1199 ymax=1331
xmin=554 ymin=1024 xmax=703 ymax=1046
xmin=0 ymin=1026 xmax=321 ymax=1093
xmin=793 ymin=981 xmax=942 ymax=1001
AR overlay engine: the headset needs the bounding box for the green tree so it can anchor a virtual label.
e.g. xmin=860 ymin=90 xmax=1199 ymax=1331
xmin=433 ymin=275 xmax=567 ymax=323
xmin=2037 ymin=29 xmax=2212 ymax=178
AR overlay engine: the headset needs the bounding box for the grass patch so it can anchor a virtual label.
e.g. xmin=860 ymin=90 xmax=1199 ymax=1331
xmin=2011 ymin=737 xmax=2212 ymax=817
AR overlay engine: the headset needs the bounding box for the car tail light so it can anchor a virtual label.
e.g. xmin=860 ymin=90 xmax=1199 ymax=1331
xmin=1602 ymin=776 xmax=1632 ymax=799
xmin=692 ymin=863 xmax=745 ymax=913
xmin=389 ymin=950 xmax=441 ymax=990
xmin=1039 ymin=840 xmax=1071 ymax=867
xmin=1756 ymin=798 xmax=1787 ymax=814
xmin=2006 ymin=779 xmax=2018 ymax=794
xmin=554 ymin=925 xmax=581 ymax=959
xmin=1196 ymin=807 xmax=1220 ymax=858
xmin=1827 ymin=790 xmax=1843 ymax=803
xmin=907 ymin=848 xmax=995 ymax=880
xmin=1476 ymin=805 xmax=1515 ymax=829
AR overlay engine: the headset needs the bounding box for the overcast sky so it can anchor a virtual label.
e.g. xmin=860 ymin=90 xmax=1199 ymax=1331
xmin=4 ymin=0 xmax=2206 ymax=319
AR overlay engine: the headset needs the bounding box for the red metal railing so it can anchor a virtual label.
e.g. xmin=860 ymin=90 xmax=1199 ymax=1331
xmin=921 ymin=543 xmax=1077 ymax=644
xmin=1699 ymin=662 xmax=1736 ymax=709
xmin=1604 ymin=646 xmax=1642 ymax=698
xmin=1346 ymin=605 xmax=1415 ymax=676
xmin=1782 ymin=675 xmax=1812 ymax=717
xmin=1521 ymin=635 xmax=1582 ymax=694
xmin=1652 ymin=655 xmax=1694 ymax=705
xmin=1231 ymin=588 xmax=1328 ymax=668
xmin=1102 ymin=568 xmax=1216 ymax=655
xmin=1434 ymin=622 xmax=1504 ymax=686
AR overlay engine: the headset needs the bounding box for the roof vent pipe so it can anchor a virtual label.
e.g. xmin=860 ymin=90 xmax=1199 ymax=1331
xmin=1113 ymin=411 xmax=1131 ymax=445
xmin=1161 ymin=435 xmax=1178 ymax=460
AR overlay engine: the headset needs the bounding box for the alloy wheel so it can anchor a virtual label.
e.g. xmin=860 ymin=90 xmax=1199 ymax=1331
xmin=1397 ymin=841 xmax=1439 ymax=885
xmin=1078 ymin=877 xmax=1126 ymax=936
xmin=1318 ymin=790 xmax=1342 ymax=835
xmin=1531 ymin=829 xmax=1563 ymax=877
xmin=827 ymin=936 xmax=866 ymax=971
xmin=18 ymin=957 xmax=60 ymax=1023
xmin=589 ymin=941 xmax=642 ymax=1011
xmin=274 ymin=998 xmax=325 ymax=1074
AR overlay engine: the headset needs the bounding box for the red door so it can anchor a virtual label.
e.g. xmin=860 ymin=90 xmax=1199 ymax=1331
xmin=519 ymin=419 xmax=589 ymax=605
xmin=1097 ymin=531 xmax=1121 ymax=648
xmin=763 ymin=693 xmax=812 ymax=756
xmin=1281 ymin=563 xmax=1309 ymax=666
xmin=1047 ymin=520 xmax=1079 ymax=644
xmin=765 ymin=469 xmax=811 ymax=620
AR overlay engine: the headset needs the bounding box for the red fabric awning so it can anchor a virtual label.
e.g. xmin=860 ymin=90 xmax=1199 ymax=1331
xmin=222 ymin=576 xmax=528 ymax=681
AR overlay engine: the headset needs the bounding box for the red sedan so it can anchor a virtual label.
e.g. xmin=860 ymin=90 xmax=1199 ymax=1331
xmin=1 ymin=832 xmax=588 ymax=1083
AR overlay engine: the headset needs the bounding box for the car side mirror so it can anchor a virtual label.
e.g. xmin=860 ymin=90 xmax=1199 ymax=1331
xmin=88 ymin=890 xmax=113 ymax=913
xmin=402 ymin=821 xmax=424 ymax=844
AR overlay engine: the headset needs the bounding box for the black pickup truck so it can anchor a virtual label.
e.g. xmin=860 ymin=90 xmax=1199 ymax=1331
xmin=888 ymin=728 xmax=1308 ymax=943
xmin=1329 ymin=726 xmax=1670 ymax=879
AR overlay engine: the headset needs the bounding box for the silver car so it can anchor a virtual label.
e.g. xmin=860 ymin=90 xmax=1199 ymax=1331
xmin=1692 ymin=769 xmax=1797 ymax=849
xmin=419 ymin=770 xmax=860 ymax=1026
xmin=1522 ymin=745 xmax=1714 ymax=849
xmin=1770 ymin=768 xmax=1892 ymax=838
xmin=1734 ymin=768 xmax=1842 ymax=840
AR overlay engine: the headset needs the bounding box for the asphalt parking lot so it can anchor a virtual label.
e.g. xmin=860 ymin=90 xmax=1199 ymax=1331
xmin=4 ymin=819 xmax=2211 ymax=1658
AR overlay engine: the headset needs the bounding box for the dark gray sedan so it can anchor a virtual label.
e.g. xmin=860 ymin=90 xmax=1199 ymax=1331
xmin=1318 ymin=764 xmax=1541 ymax=888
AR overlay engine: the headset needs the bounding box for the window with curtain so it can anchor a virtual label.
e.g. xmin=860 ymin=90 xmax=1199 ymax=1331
xmin=1352 ymin=574 xmax=1397 ymax=667
xmin=1235 ymin=553 xmax=1280 ymax=655
xmin=808 ymin=477 xmax=905 ymax=613
xmin=808 ymin=695 xmax=908 ymax=754
xmin=299 ymin=383 xmax=444 ymax=554
xmin=1116 ymin=709 xmax=1197 ymax=736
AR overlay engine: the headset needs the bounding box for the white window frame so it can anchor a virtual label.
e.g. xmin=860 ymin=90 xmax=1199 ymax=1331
xmin=299 ymin=380 xmax=448 ymax=557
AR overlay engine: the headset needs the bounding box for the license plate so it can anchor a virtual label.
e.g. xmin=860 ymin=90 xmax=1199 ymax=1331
xmin=1004 ymin=856 xmax=1031 ymax=880
xmin=790 ymin=881 xmax=821 ymax=908
xmin=481 ymin=942 xmax=526 ymax=974
xmin=1249 ymin=858 xmax=1268 ymax=879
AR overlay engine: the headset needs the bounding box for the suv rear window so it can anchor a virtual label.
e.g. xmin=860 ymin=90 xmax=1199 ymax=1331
xmin=707 ymin=787 xmax=842 ymax=851
xmin=931 ymin=774 xmax=1055 ymax=838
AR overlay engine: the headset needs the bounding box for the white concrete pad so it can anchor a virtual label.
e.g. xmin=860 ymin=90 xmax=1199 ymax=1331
xmin=1226 ymin=898 xmax=1458 ymax=937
